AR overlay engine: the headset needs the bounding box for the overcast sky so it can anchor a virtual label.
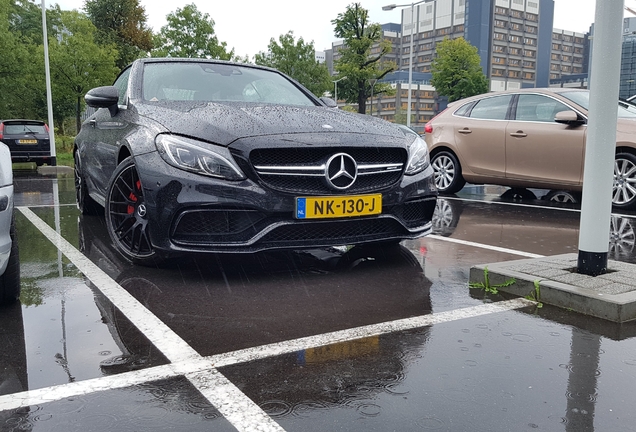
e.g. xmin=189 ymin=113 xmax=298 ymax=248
xmin=47 ymin=0 xmax=623 ymax=58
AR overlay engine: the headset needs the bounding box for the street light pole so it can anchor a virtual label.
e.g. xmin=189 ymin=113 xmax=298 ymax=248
xmin=41 ymin=0 xmax=57 ymax=166
xmin=332 ymin=76 xmax=347 ymax=104
xmin=368 ymin=78 xmax=378 ymax=116
xmin=406 ymin=2 xmax=414 ymax=127
xmin=383 ymin=0 xmax=432 ymax=127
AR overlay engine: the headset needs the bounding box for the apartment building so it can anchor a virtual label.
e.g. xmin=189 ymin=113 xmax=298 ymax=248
xmin=550 ymin=29 xmax=587 ymax=81
xmin=395 ymin=0 xmax=554 ymax=91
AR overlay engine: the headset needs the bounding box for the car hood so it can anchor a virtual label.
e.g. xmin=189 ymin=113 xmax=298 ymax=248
xmin=135 ymin=101 xmax=402 ymax=146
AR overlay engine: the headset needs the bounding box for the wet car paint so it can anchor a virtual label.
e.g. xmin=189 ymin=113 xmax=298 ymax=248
xmin=3 ymin=172 xmax=636 ymax=431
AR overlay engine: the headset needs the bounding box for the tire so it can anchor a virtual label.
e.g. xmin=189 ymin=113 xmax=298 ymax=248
xmin=431 ymin=198 xmax=462 ymax=237
xmin=75 ymin=151 xmax=102 ymax=215
xmin=609 ymin=215 xmax=635 ymax=260
xmin=431 ymin=150 xmax=466 ymax=194
xmin=543 ymin=190 xmax=579 ymax=204
xmin=105 ymin=157 xmax=161 ymax=266
xmin=0 ymin=216 xmax=20 ymax=305
xmin=501 ymin=188 xmax=537 ymax=201
xmin=612 ymin=152 xmax=636 ymax=210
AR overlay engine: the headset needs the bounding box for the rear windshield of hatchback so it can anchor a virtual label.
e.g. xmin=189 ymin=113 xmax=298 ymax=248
xmin=5 ymin=124 xmax=47 ymax=134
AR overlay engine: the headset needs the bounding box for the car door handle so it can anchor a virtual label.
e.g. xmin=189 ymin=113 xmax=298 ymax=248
xmin=458 ymin=128 xmax=472 ymax=134
xmin=509 ymin=131 xmax=527 ymax=138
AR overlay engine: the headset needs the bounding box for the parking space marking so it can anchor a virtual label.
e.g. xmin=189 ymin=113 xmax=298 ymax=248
xmin=18 ymin=207 xmax=200 ymax=364
xmin=17 ymin=207 xmax=284 ymax=432
xmin=447 ymin=195 xmax=635 ymax=219
xmin=209 ymin=298 xmax=536 ymax=368
xmin=428 ymin=234 xmax=545 ymax=258
xmin=10 ymin=206 xmax=535 ymax=431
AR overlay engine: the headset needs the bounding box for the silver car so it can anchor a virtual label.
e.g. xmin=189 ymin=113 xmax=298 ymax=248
xmin=0 ymin=142 xmax=19 ymax=304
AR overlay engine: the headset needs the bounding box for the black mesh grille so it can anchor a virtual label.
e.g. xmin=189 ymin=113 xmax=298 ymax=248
xmin=251 ymin=147 xmax=406 ymax=166
xmin=260 ymin=218 xmax=406 ymax=244
xmin=258 ymin=171 xmax=402 ymax=195
xmin=172 ymin=209 xmax=266 ymax=241
xmin=391 ymin=198 xmax=437 ymax=228
xmin=251 ymin=147 xmax=406 ymax=194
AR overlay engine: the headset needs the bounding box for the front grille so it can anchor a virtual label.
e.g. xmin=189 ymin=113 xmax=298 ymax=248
xmin=259 ymin=218 xmax=407 ymax=244
xmin=251 ymin=147 xmax=407 ymax=194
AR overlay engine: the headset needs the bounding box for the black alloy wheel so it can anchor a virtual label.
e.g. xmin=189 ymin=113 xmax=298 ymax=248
xmin=105 ymin=157 xmax=157 ymax=264
xmin=74 ymin=151 xmax=101 ymax=215
xmin=431 ymin=150 xmax=466 ymax=194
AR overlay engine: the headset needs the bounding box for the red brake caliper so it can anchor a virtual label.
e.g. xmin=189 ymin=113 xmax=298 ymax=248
xmin=127 ymin=180 xmax=141 ymax=214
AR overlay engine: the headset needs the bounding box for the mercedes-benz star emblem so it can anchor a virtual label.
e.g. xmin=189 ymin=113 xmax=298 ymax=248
xmin=137 ymin=204 xmax=147 ymax=218
xmin=325 ymin=153 xmax=358 ymax=190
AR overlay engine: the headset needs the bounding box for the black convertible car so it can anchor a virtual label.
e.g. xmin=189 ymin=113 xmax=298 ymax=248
xmin=74 ymin=58 xmax=437 ymax=264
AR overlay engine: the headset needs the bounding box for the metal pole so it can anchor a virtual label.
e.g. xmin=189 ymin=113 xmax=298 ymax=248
xmin=41 ymin=0 xmax=57 ymax=166
xmin=577 ymin=0 xmax=624 ymax=276
xmin=368 ymin=78 xmax=377 ymax=116
xmin=407 ymin=2 xmax=414 ymax=127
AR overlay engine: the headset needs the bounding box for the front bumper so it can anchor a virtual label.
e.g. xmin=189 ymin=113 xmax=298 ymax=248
xmin=134 ymin=151 xmax=438 ymax=254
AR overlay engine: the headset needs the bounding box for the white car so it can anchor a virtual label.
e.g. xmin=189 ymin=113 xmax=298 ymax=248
xmin=0 ymin=142 xmax=19 ymax=304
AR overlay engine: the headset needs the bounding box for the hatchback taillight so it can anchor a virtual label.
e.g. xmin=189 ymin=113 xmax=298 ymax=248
xmin=0 ymin=123 xmax=3 ymax=140
xmin=44 ymin=124 xmax=50 ymax=133
xmin=424 ymin=107 xmax=450 ymax=135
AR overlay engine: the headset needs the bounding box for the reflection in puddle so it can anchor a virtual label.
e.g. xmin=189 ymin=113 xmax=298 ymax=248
xmin=431 ymin=198 xmax=636 ymax=262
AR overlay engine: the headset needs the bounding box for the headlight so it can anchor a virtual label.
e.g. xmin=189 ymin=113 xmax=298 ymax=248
xmin=405 ymin=134 xmax=430 ymax=175
xmin=155 ymin=134 xmax=245 ymax=180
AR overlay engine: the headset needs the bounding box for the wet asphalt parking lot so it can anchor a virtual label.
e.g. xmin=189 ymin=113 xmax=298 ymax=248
xmin=2 ymin=169 xmax=636 ymax=431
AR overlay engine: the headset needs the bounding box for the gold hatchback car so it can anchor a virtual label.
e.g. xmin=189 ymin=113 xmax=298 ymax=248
xmin=424 ymin=88 xmax=636 ymax=209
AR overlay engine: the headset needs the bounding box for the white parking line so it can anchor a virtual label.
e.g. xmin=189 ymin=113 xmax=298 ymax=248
xmin=8 ymin=206 xmax=536 ymax=431
xmin=17 ymin=207 xmax=284 ymax=432
xmin=428 ymin=234 xmax=545 ymax=258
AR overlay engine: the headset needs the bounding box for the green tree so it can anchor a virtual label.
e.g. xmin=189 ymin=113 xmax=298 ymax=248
xmin=393 ymin=106 xmax=414 ymax=125
xmin=431 ymin=37 xmax=488 ymax=102
xmin=254 ymin=31 xmax=331 ymax=97
xmin=84 ymin=0 xmax=153 ymax=69
xmin=9 ymin=0 xmax=62 ymax=45
xmin=47 ymin=10 xmax=119 ymax=132
xmin=332 ymin=3 xmax=395 ymax=114
xmin=151 ymin=4 xmax=233 ymax=60
xmin=0 ymin=0 xmax=39 ymax=119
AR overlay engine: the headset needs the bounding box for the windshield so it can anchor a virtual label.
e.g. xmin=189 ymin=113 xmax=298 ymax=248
xmin=5 ymin=124 xmax=47 ymax=134
xmin=142 ymin=62 xmax=316 ymax=107
xmin=559 ymin=90 xmax=636 ymax=118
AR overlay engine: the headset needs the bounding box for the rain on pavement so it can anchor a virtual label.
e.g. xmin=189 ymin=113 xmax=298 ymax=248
xmin=2 ymin=169 xmax=636 ymax=431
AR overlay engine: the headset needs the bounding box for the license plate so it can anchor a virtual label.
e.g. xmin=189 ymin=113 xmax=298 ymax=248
xmin=18 ymin=139 xmax=37 ymax=144
xmin=296 ymin=194 xmax=382 ymax=219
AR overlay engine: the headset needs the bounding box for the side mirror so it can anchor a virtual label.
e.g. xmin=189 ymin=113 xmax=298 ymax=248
xmin=554 ymin=110 xmax=586 ymax=126
xmin=320 ymin=97 xmax=338 ymax=108
xmin=85 ymin=86 xmax=119 ymax=116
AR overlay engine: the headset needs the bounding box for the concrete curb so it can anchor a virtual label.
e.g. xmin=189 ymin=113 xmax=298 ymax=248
xmin=470 ymin=253 xmax=636 ymax=323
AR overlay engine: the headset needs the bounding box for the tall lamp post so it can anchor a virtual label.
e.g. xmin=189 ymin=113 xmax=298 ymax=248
xmin=368 ymin=78 xmax=378 ymax=116
xmin=383 ymin=0 xmax=432 ymax=127
xmin=41 ymin=0 xmax=57 ymax=166
xmin=332 ymin=76 xmax=347 ymax=104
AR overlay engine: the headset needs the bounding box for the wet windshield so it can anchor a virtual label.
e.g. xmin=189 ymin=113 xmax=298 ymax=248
xmin=142 ymin=62 xmax=316 ymax=107
xmin=559 ymin=90 xmax=636 ymax=118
